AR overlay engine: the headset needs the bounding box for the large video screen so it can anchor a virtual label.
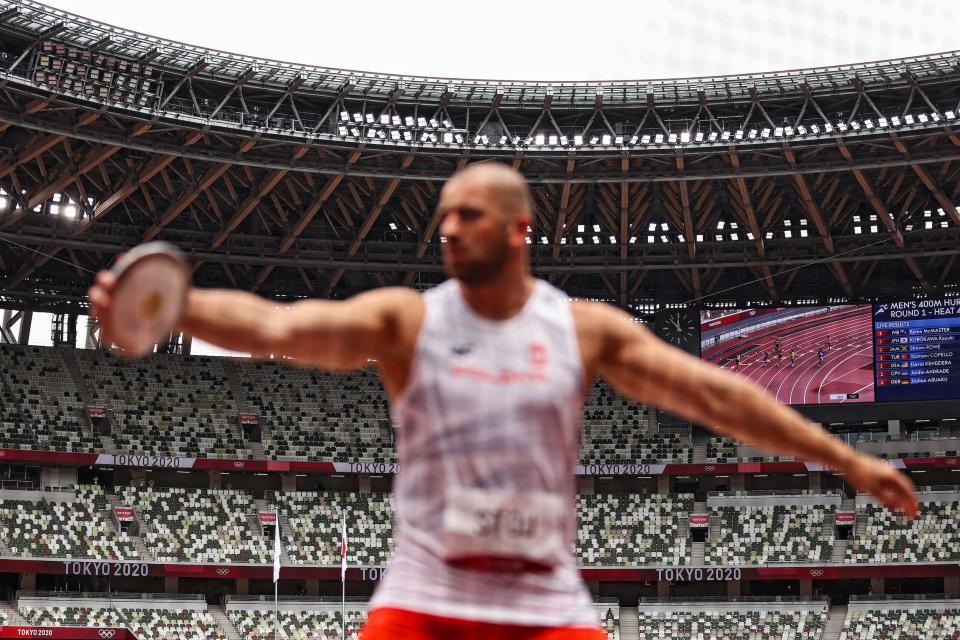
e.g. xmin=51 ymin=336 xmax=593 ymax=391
xmin=701 ymin=306 xmax=875 ymax=405
xmin=874 ymin=298 xmax=960 ymax=402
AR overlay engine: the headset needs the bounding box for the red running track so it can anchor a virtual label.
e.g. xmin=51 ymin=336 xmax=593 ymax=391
xmin=702 ymin=306 xmax=875 ymax=405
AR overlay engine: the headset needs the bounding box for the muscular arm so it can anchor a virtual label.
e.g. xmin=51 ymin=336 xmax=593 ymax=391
xmin=575 ymin=301 xmax=918 ymax=517
xmin=178 ymin=287 xmax=418 ymax=370
xmin=90 ymin=266 xmax=421 ymax=373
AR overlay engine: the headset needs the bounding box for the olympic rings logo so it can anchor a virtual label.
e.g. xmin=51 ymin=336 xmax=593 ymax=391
xmin=704 ymin=465 xmax=716 ymax=472
xmin=947 ymin=459 xmax=957 ymax=465
xmin=217 ymin=568 xmax=231 ymax=576
xmin=233 ymin=461 xmax=245 ymax=468
xmin=99 ymin=630 xmax=117 ymax=638
xmin=809 ymin=569 xmax=824 ymax=577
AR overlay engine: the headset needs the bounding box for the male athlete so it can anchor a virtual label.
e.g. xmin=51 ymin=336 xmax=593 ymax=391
xmin=89 ymin=163 xmax=917 ymax=640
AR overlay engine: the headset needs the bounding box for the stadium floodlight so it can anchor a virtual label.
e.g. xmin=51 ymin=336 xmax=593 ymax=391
xmin=785 ymin=126 xmax=794 ymax=136
xmin=591 ymin=235 xmax=600 ymax=244
xmin=678 ymin=234 xmax=685 ymax=242
xmin=680 ymin=131 xmax=691 ymax=143
xmin=918 ymin=113 xmax=929 ymax=123
xmin=730 ymin=233 xmax=738 ymax=241
xmin=904 ymin=114 xmax=915 ymax=124
xmin=350 ymin=127 xmax=360 ymax=137
xmin=630 ymin=135 xmax=638 ymax=144
xmin=338 ymin=126 xmax=348 ymax=136
xmin=800 ymin=229 xmax=808 ymax=238
xmin=660 ymin=222 xmax=668 ymax=231
xmin=877 ymin=117 xmax=887 ymax=127
xmin=925 ymin=221 xmax=934 ymax=229
xmin=590 ymin=136 xmax=599 ymax=145
xmin=695 ymin=131 xmax=703 ymax=142
xmin=761 ymin=128 xmax=771 ymax=138
xmin=708 ymin=131 xmax=718 ymax=141
xmin=389 ymin=222 xmax=398 ymax=230
xmin=340 ymin=111 xmax=350 ymax=121
xmin=810 ymin=124 xmax=819 ymax=134
xmin=405 ymin=116 xmax=415 ymax=126
xmin=648 ymin=223 xmax=656 ymax=231
xmin=647 ymin=235 xmax=655 ymax=243
xmin=500 ymin=135 xmax=508 ymax=144
xmin=575 ymin=237 xmax=584 ymax=245
xmin=602 ymin=134 xmax=612 ymax=145
xmin=455 ymin=134 xmax=463 ymax=143
xmin=615 ymin=135 xmax=624 ymax=145
xmin=660 ymin=235 xmax=669 ymax=243
xmin=850 ymin=121 xmax=861 ymax=130
xmin=391 ymin=131 xmax=400 ymax=140
xmin=721 ymin=131 xmax=730 ymax=141
xmin=593 ymin=224 xmax=601 ymax=233
xmin=655 ymin=134 xmax=664 ymax=144
xmin=540 ymin=236 xmax=549 ymax=244
xmin=746 ymin=129 xmax=757 ymax=139
xmin=774 ymin=127 xmax=784 ymax=137
xmin=696 ymin=234 xmax=704 ymax=242
xmin=717 ymin=220 xmax=725 ymax=230
xmin=577 ymin=224 xmax=585 ymax=233
xmin=353 ymin=113 xmax=363 ymax=123
xmin=870 ymin=225 xmax=878 ymax=233
xmin=715 ymin=234 xmax=723 ymax=241
xmin=946 ymin=111 xmax=956 ymax=120
xmin=549 ymin=135 xmax=558 ymax=146
xmin=525 ymin=237 xmax=532 ymax=244
xmin=641 ymin=134 xmax=651 ymax=144
xmin=837 ymin=122 xmax=848 ymax=132
xmin=380 ymin=114 xmax=390 ymax=125
xmin=824 ymin=123 xmax=834 ymax=132
xmin=629 ymin=236 xmax=637 ymax=244
xmin=443 ymin=119 xmax=452 ymax=128
xmin=365 ymin=114 xmax=376 ymax=123
xmin=735 ymin=130 xmax=744 ymax=140
xmin=783 ymin=219 xmax=791 ymax=227
xmin=391 ymin=115 xmax=401 ymax=125
xmin=746 ymin=232 xmax=754 ymax=240
xmin=854 ymin=226 xmax=862 ymax=234
xmin=890 ymin=116 xmax=901 ymax=126
xmin=535 ymin=134 xmax=545 ymax=145
xmin=797 ymin=125 xmax=807 ymax=135
xmin=765 ymin=231 xmax=774 ymax=239
xmin=932 ymin=112 xmax=942 ymax=122
xmin=574 ymin=134 xmax=584 ymax=145
xmin=403 ymin=131 xmax=412 ymax=141
xmin=942 ymin=220 xmax=950 ymax=228
xmin=443 ymin=133 xmax=454 ymax=143
xmin=784 ymin=230 xmax=792 ymax=238
xmin=429 ymin=118 xmax=439 ymax=128
xmin=417 ymin=117 xmax=428 ymax=127
xmin=668 ymin=133 xmax=678 ymax=144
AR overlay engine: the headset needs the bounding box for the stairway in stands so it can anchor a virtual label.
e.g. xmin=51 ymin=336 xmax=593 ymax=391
xmin=209 ymin=604 xmax=243 ymax=640
xmin=0 ymin=599 xmax=27 ymax=625
xmin=619 ymin=606 xmax=639 ymax=640
xmin=822 ymin=604 xmax=848 ymax=640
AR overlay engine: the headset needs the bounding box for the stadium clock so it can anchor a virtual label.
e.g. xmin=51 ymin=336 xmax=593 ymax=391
xmin=655 ymin=309 xmax=700 ymax=354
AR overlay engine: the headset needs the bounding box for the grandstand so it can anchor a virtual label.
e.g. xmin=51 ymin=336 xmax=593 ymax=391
xmin=0 ymin=0 xmax=958 ymax=639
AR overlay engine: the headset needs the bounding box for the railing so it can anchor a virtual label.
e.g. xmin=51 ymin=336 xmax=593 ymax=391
xmin=17 ymin=590 xmax=203 ymax=602
xmin=708 ymin=489 xmax=841 ymax=498
xmin=225 ymin=594 xmax=368 ymax=605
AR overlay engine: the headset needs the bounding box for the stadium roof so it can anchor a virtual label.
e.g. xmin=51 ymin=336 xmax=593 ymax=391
xmin=0 ymin=0 xmax=958 ymax=315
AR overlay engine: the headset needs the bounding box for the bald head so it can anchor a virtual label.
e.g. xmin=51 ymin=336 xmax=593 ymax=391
xmin=446 ymin=163 xmax=533 ymax=221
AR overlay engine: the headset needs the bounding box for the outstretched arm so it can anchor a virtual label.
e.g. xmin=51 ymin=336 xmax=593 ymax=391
xmin=575 ymin=301 xmax=918 ymax=518
xmin=88 ymin=270 xmax=421 ymax=371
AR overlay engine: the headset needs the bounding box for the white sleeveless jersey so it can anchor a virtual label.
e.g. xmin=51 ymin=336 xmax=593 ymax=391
xmin=369 ymin=278 xmax=597 ymax=626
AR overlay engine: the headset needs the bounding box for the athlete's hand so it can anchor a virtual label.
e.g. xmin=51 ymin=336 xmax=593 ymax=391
xmin=843 ymin=453 xmax=919 ymax=519
xmin=87 ymin=269 xmax=118 ymax=347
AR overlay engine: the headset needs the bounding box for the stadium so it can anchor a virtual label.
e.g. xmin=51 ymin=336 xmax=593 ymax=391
xmin=0 ymin=0 xmax=958 ymax=638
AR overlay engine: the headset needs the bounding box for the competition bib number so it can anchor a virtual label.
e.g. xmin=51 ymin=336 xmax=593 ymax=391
xmin=440 ymin=485 xmax=567 ymax=570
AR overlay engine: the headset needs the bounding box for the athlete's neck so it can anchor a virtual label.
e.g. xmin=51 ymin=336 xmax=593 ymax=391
xmin=458 ymin=274 xmax=536 ymax=321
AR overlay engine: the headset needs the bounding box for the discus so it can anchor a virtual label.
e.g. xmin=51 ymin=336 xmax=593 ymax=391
xmin=107 ymin=242 xmax=190 ymax=357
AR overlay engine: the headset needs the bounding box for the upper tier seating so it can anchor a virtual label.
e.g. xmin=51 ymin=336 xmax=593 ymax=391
xmin=636 ymin=606 xmax=828 ymax=639
xmin=840 ymin=606 xmax=960 ymax=639
xmin=269 ymin=490 xmax=394 ymax=565
xmin=228 ymin=607 xmax=365 ymax=640
xmin=598 ymin=604 xmax=620 ymax=640
xmin=0 ymin=484 xmax=137 ymax=560
xmin=78 ymin=350 xmax=248 ymax=459
xmin=577 ymin=494 xmax=693 ymax=566
xmin=847 ymin=500 xmax=960 ymax=563
xmin=0 ymin=345 xmax=98 ymax=452
xmin=120 ymin=486 xmax=270 ymax=563
xmin=233 ymin=361 xmax=394 ymax=462
xmin=581 ymin=382 xmax=690 ymax=465
xmin=705 ymin=437 xmax=739 ymax=463
xmin=706 ymin=504 xmax=833 ymax=565
xmin=20 ymin=604 xmax=224 ymax=640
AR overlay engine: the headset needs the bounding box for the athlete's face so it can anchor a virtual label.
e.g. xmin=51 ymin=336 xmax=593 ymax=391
xmin=437 ymin=177 xmax=526 ymax=285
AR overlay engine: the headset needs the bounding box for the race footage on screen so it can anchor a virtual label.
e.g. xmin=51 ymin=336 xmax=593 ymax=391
xmin=700 ymin=306 xmax=875 ymax=405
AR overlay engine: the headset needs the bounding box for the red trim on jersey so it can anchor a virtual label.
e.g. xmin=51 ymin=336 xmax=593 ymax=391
xmin=360 ymin=607 xmax=608 ymax=640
